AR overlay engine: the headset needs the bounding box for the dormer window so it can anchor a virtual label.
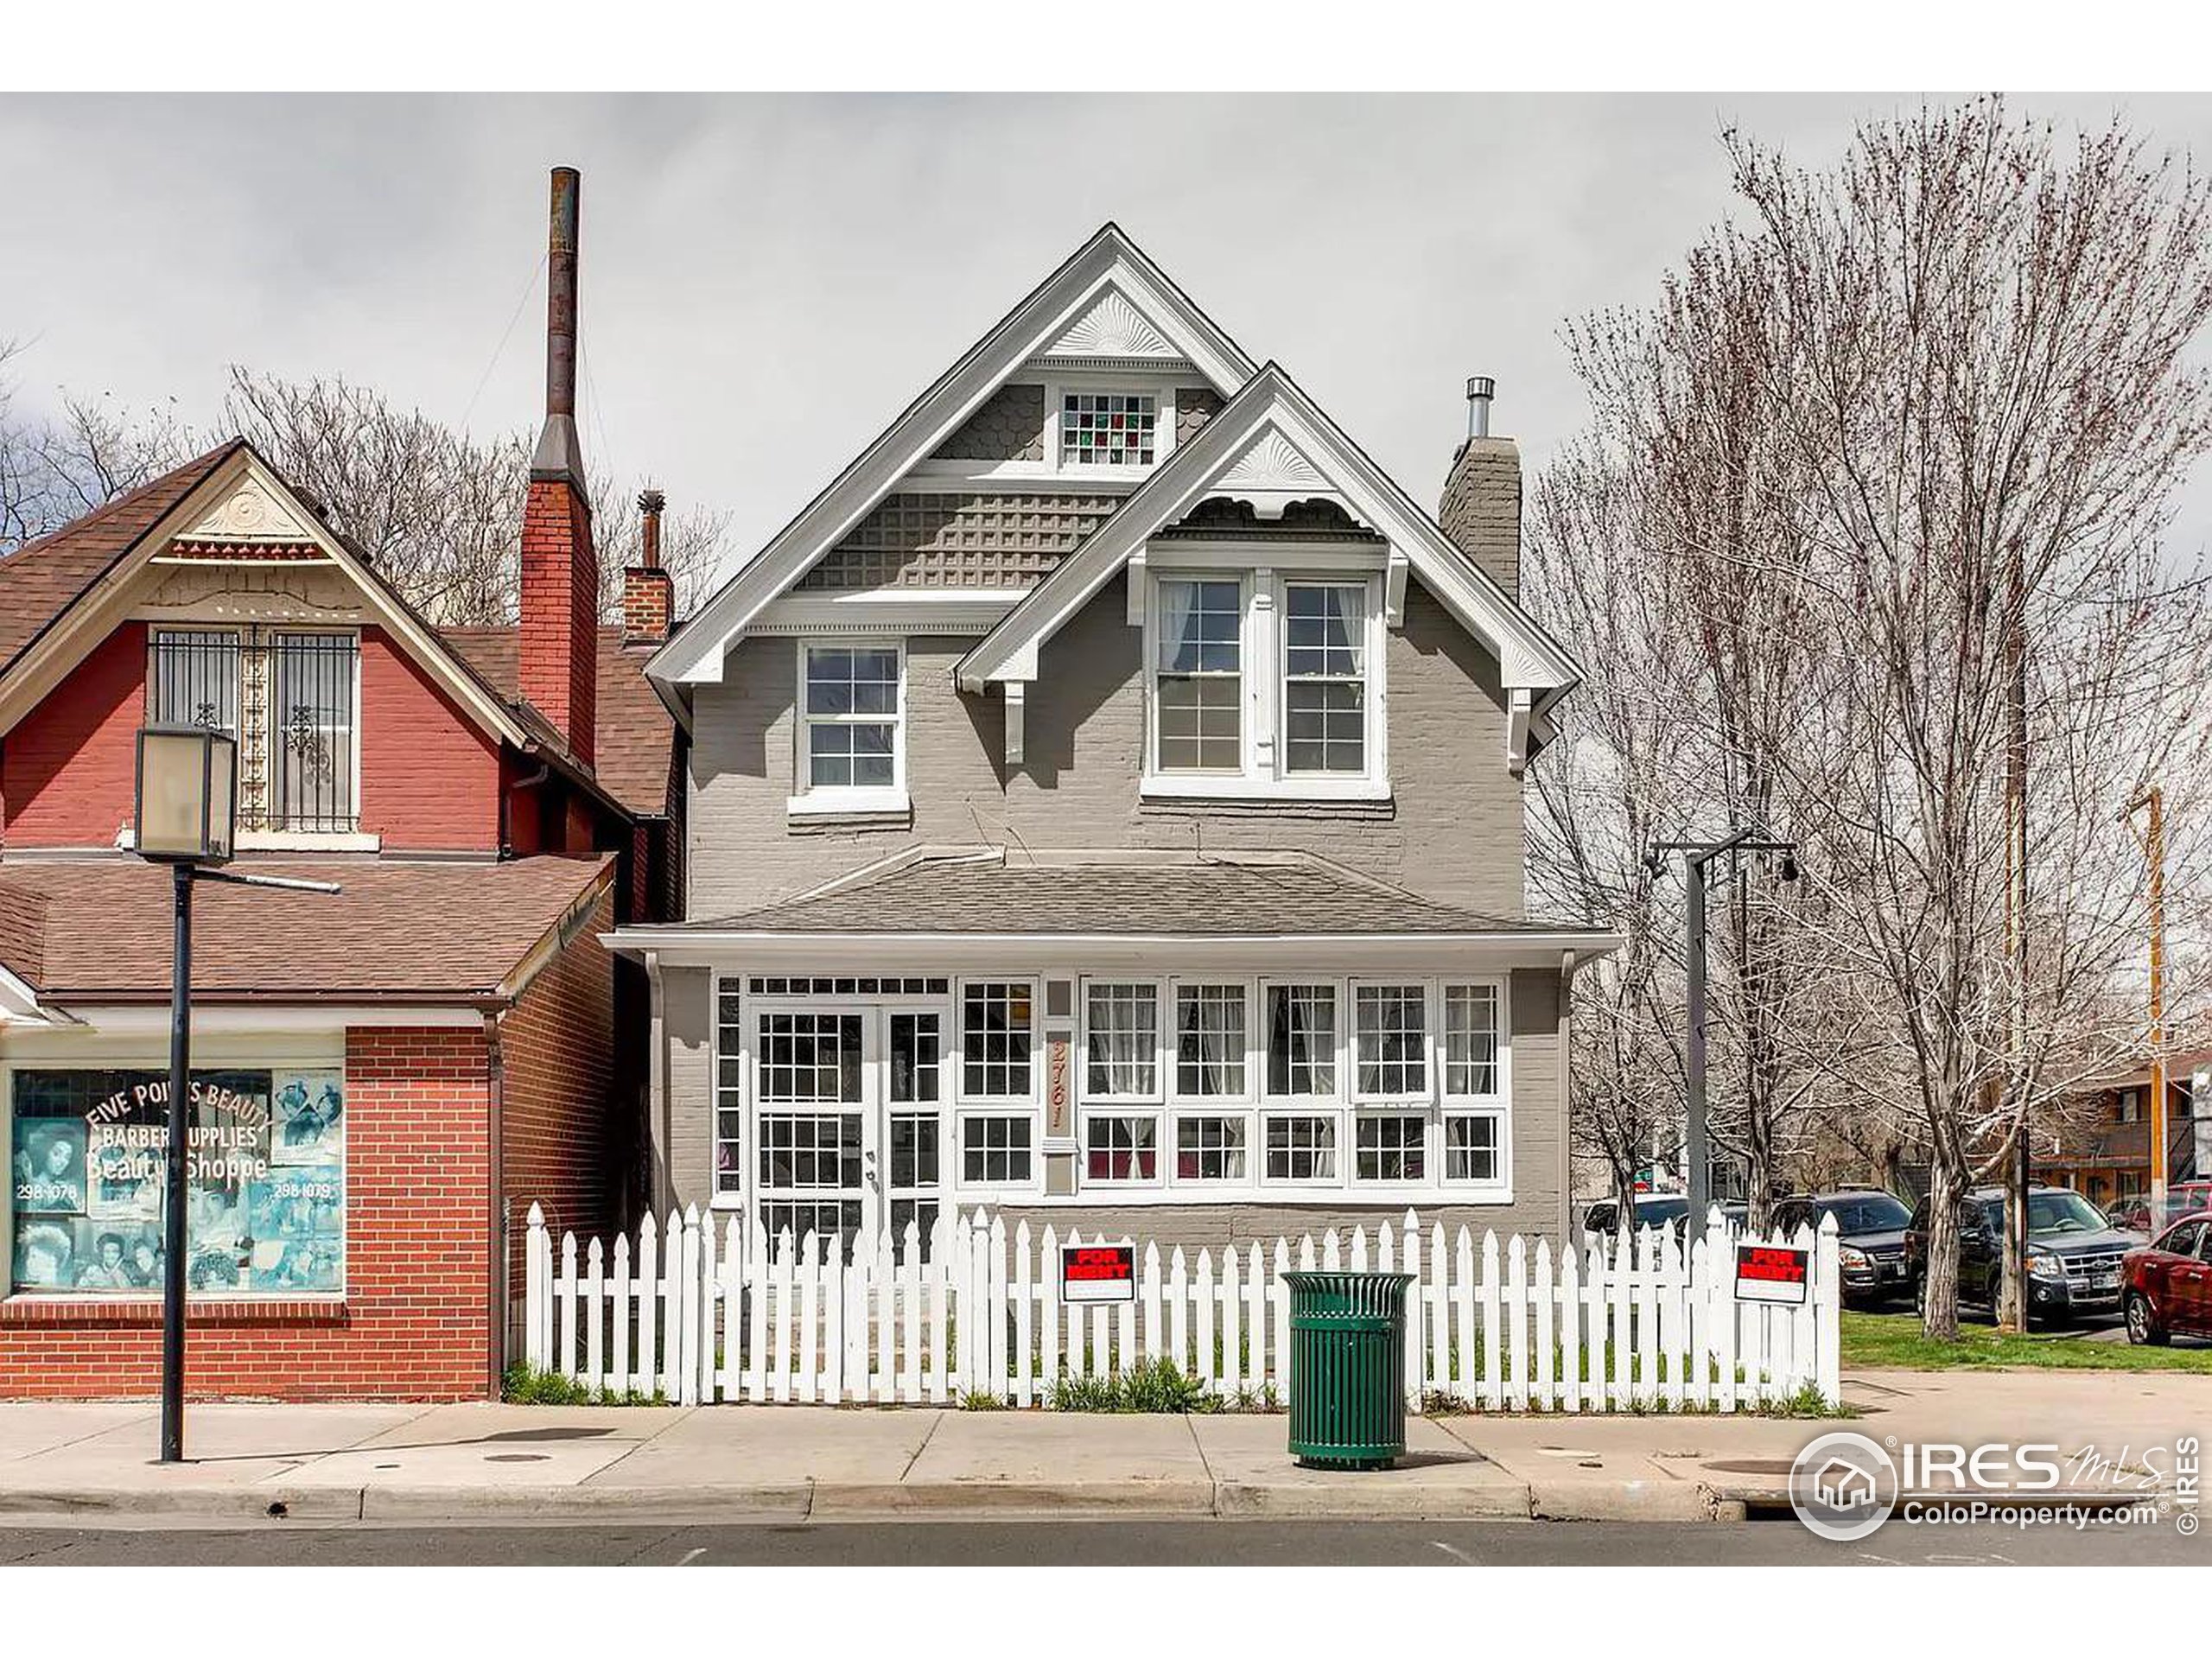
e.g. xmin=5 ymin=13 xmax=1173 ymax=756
xmin=1282 ymin=583 xmax=1367 ymax=776
xmin=1153 ymin=578 xmax=1243 ymax=772
xmin=147 ymin=626 xmax=359 ymax=837
xmin=1060 ymin=391 xmax=1156 ymax=467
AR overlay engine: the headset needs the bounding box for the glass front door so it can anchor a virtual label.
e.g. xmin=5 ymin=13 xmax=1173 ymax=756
xmin=751 ymin=1001 xmax=945 ymax=1263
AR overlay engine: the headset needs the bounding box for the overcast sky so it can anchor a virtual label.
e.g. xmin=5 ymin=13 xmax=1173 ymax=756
xmin=5 ymin=92 xmax=2209 ymax=584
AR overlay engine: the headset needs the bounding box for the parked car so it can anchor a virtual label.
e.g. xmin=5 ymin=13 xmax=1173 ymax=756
xmin=2120 ymin=1212 xmax=2212 ymax=1344
xmin=2109 ymin=1182 xmax=2212 ymax=1242
xmin=1773 ymin=1189 xmax=1915 ymax=1306
xmin=1584 ymin=1194 xmax=1689 ymax=1235
xmin=1903 ymin=1185 xmax=2135 ymax=1325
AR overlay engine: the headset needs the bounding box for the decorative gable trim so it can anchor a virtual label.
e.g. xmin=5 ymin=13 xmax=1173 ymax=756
xmin=954 ymin=365 xmax=1584 ymax=746
xmin=0 ymin=446 xmax=531 ymax=752
xmin=1046 ymin=285 xmax=1180 ymax=359
xmin=645 ymin=225 xmax=1257 ymax=688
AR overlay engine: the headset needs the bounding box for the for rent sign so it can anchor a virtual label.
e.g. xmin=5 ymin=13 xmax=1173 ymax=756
xmin=1061 ymin=1243 xmax=1135 ymax=1304
xmin=1734 ymin=1243 xmax=1809 ymax=1306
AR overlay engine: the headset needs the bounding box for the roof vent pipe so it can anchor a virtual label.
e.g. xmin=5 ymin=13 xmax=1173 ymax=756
xmin=1465 ymin=375 xmax=1495 ymax=441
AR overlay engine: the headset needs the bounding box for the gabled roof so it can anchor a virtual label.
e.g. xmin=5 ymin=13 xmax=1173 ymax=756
xmin=0 ymin=854 xmax=613 ymax=1005
xmin=956 ymin=363 xmax=1583 ymax=710
xmin=0 ymin=441 xmax=245 ymax=671
xmin=648 ymin=224 xmax=1259 ymax=686
xmin=441 ymin=626 xmax=678 ymax=819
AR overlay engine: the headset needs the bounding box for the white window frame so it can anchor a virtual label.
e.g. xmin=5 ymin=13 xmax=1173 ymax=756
xmin=1350 ymin=980 xmax=1433 ymax=1104
xmin=789 ymin=638 xmax=907 ymax=819
xmin=1169 ymin=978 xmax=1255 ymax=1105
xmin=1441 ymin=979 xmax=1511 ymax=1190
xmin=1262 ymin=979 xmax=1342 ymax=1102
xmin=1043 ymin=374 xmax=1180 ymax=483
xmin=1169 ymin=1109 xmax=1254 ymax=1186
xmin=1079 ymin=1109 xmax=1164 ymax=1189
xmin=1079 ymin=976 xmax=1166 ymax=1104
xmin=1278 ymin=580 xmax=1374 ymax=780
xmin=1259 ymin=1107 xmax=1344 ymax=1189
xmin=1141 ymin=558 xmax=1389 ymax=804
xmin=956 ymin=977 xmax=1039 ymax=1105
xmin=956 ymin=1110 xmax=1038 ymax=1189
xmin=1351 ymin=1108 xmax=1431 ymax=1187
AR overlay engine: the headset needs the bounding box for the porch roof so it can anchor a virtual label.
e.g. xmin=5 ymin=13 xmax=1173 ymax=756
xmin=608 ymin=848 xmax=1619 ymax=969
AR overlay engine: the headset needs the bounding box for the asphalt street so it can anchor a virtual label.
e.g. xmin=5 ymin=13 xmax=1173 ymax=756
xmin=0 ymin=1518 xmax=2197 ymax=1567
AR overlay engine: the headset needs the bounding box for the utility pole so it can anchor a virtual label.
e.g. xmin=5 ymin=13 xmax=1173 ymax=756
xmin=1647 ymin=826 xmax=1799 ymax=1245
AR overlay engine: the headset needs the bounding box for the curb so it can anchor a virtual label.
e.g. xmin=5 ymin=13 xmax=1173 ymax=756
xmin=1214 ymin=1479 xmax=1534 ymax=1521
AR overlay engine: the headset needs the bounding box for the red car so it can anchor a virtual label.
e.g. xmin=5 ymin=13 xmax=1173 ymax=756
xmin=2120 ymin=1211 xmax=2212 ymax=1344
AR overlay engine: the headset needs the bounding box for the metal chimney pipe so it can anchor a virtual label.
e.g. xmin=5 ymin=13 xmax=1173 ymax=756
xmin=1465 ymin=375 xmax=1495 ymax=441
xmin=545 ymin=167 xmax=581 ymax=421
xmin=638 ymin=489 xmax=665 ymax=569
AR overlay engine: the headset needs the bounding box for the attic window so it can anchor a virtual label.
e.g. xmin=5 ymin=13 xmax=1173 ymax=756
xmin=1060 ymin=392 xmax=1156 ymax=467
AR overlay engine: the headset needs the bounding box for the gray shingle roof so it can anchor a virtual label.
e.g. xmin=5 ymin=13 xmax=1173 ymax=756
xmin=688 ymin=853 xmax=1565 ymax=938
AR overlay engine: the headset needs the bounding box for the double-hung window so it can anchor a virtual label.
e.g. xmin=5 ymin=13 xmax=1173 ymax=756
xmin=1153 ymin=579 xmax=1243 ymax=773
xmin=1443 ymin=982 xmax=1506 ymax=1184
xmin=798 ymin=643 xmax=903 ymax=805
xmin=1282 ymin=584 xmax=1367 ymax=776
xmin=1262 ymin=982 xmax=1338 ymax=1185
xmin=1083 ymin=981 xmax=1160 ymax=1185
xmin=1353 ymin=983 xmax=1428 ymax=1097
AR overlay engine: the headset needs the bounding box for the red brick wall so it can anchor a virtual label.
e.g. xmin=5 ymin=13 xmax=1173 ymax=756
xmin=357 ymin=626 xmax=502 ymax=851
xmin=519 ymin=479 xmax=597 ymax=767
xmin=498 ymin=887 xmax=618 ymax=1287
xmin=0 ymin=624 xmax=146 ymax=847
xmin=0 ymin=1026 xmax=498 ymax=1402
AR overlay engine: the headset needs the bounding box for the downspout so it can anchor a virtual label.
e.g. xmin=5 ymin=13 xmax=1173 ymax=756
xmin=1558 ymin=949 xmax=1577 ymax=1243
xmin=645 ymin=950 xmax=669 ymax=1215
xmin=484 ymin=1008 xmax=507 ymax=1395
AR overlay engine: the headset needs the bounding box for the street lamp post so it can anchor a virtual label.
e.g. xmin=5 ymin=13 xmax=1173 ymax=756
xmin=1646 ymin=826 xmax=1800 ymax=1244
xmin=132 ymin=726 xmax=336 ymax=1465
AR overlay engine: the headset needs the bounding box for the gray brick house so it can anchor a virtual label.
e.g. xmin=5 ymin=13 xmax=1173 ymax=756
xmin=610 ymin=226 xmax=1614 ymax=1257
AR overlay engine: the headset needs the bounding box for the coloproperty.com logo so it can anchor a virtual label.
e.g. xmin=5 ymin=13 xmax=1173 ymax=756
xmin=1789 ymin=1430 xmax=2202 ymax=1541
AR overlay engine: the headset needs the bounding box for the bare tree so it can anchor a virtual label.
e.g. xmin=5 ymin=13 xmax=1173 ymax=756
xmin=1 ymin=343 xmax=188 ymax=550
xmin=1730 ymin=100 xmax=2212 ymax=1336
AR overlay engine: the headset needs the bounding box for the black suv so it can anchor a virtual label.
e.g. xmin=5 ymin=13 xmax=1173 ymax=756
xmin=1772 ymin=1189 xmax=1915 ymax=1306
xmin=1582 ymin=1195 xmax=1749 ymax=1234
xmin=1904 ymin=1185 xmax=2133 ymax=1325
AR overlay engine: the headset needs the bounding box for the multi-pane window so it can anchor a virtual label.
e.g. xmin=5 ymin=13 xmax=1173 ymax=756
xmin=888 ymin=1012 xmax=942 ymax=1257
xmin=758 ymin=1013 xmax=864 ymax=1105
xmin=802 ymin=645 xmax=900 ymax=791
xmin=1085 ymin=1116 xmax=1158 ymax=1182
xmin=1265 ymin=1114 xmax=1337 ymax=1182
xmin=961 ymin=1115 xmax=1033 ymax=1184
xmin=1354 ymin=984 xmax=1428 ymax=1096
xmin=758 ymin=1111 xmax=862 ymax=1190
xmin=714 ymin=983 xmax=744 ymax=1194
xmin=148 ymin=627 xmax=359 ymax=833
xmin=1084 ymin=982 xmax=1159 ymax=1098
xmin=1266 ymin=983 xmax=1337 ymax=1096
xmin=1356 ymin=1114 xmax=1426 ymax=1182
xmin=1175 ymin=1116 xmax=1248 ymax=1181
xmin=1445 ymin=1115 xmax=1501 ymax=1183
xmin=1175 ymin=983 xmax=1247 ymax=1097
xmin=961 ymin=982 xmax=1033 ymax=1098
xmin=1060 ymin=391 xmax=1156 ymax=467
xmin=890 ymin=1012 xmax=941 ymax=1105
xmin=1154 ymin=579 xmax=1243 ymax=772
xmin=1282 ymin=584 xmax=1366 ymax=775
xmin=1445 ymin=983 xmax=1501 ymax=1097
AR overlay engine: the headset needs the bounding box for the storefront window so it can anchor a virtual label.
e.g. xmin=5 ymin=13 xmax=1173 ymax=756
xmin=9 ymin=1067 xmax=345 ymax=1295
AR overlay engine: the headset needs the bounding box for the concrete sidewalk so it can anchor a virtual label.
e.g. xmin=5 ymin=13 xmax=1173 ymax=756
xmin=0 ymin=1369 xmax=2198 ymax=1527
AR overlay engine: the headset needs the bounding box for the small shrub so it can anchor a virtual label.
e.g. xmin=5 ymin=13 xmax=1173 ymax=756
xmin=958 ymin=1388 xmax=1010 ymax=1410
xmin=502 ymin=1363 xmax=669 ymax=1407
xmin=1048 ymin=1370 xmax=1126 ymax=1412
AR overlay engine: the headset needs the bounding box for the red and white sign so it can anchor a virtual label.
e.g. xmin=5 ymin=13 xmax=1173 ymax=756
xmin=1061 ymin=1243 xmax=1135 ymax=1304
xmin=1735 ymin=1243 xmax=1809 ymax=1306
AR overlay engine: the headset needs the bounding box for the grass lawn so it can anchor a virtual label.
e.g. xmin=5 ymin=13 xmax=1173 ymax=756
xmin=1842 ymin=1310 xmax=2212 ymax=1374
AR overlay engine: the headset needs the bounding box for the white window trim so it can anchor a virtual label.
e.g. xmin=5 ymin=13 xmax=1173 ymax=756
xmin=1078 ymin=1108 xmax=1166 ymax=1190
xmin=1261 ymin=978 xmax=1344 ymax=1103
xmin=1258 ymin=1104 xmax=1347 ymax=1191
xmin=1349 ymin=979 xmax=1435 ymax=1105
xmin=1044 ymin=377 xmax=1179 ymax=483
xmin=955 ymin=976 xmax=1040 ymax=1106
xmin=1351 ymin=1105 xmax=1435 ymax=1189
xmin=1279 ymin=577 xmax=1383 ymax=785
xmin=1167 ymin=976 xmax=1258 ymax=1107
xmin=1166 ymin=1106 xmax=1258 ymax=1190
xmin=1078 ymin=976 xmax=1166 ymax=1104
xmin=1440 ymin=977 xmax=1512 ymax=1192
xmin=955 ymin=1109 xmax=1041 ymax=1191
xmin=1141 ymin=569 xmax=1389 ymax=803
xmin=789 ymin=638 xmax=909 ymax=819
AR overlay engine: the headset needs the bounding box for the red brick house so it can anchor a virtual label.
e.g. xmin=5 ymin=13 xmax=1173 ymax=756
xmin=0 ymin=168 xmax=683 ymax=1400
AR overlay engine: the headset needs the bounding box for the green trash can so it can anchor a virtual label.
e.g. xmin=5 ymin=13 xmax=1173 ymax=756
xmin=1285 ymin=1270 xmax=1414 ymax=1470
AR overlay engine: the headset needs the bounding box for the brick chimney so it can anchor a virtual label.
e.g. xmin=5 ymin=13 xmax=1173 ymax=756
xmin=520 ymin=164 xmax=597 ymax=766
xmin=1439 ymin=375 xmax=1521 ymax=601
xmin=624 ymin=489 xmax=675 ymax=648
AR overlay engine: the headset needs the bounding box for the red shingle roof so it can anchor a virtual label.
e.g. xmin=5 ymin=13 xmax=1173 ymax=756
xmin=0 ymin=442 xmax=243 ymax=671
xmin=439 ymin=626 xmax=677 ymax=819
xmin=0 ymin=855 xmax=611 ymax=1002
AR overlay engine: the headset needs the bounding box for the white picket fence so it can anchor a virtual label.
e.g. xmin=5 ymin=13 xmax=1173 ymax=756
xmin=520 ymin=1203 xmax=1840 ymax=1414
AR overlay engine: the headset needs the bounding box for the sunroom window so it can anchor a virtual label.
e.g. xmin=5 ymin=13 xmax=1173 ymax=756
xmin=1174 ymin=983 xmax=1247 ymax=1097
xmin=1354 ymin=984 xmax=1428 ymax=1096
xmin=1084 ymin=982 xmax=1158 ymax=1098
xmin=1266 ymin=983 xmax=1337 ymax=1096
